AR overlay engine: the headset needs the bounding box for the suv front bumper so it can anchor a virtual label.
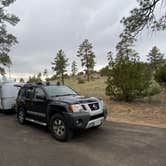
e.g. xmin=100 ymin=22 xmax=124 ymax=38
xmin=64 ymin=108 xmax=107 ymax=130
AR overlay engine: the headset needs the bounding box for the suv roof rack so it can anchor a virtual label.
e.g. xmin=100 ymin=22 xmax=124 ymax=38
xmin=36 ymin=82 xmax=43 ymax=85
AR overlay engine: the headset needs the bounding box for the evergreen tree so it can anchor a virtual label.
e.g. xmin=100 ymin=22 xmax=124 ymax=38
xmin=43 ymin=69 xmax=48 ymax=81
xmin=19 ymin=78 xmax=24 ymax=83
xmin=71 ymin=60 xmax=77 ymax=76
xmin=77 ymin=39 xmax=96 ymax=81
xmin=117 ymin=0 xmax=165 ymax=56
xmin=155 ymin=64 xmax=166 ymax=90
xmin=37 ymin=72 xmax=42 ymax=81
xmin=147 ymin=46 xmax=165 ymax=72
xmin=0 ymin=0 xmax=19 ymax=71
xmin=106 ymin=43 xmax=151 ymax=101
xmin=51 ymin=49 xmax=68 ymax=84
xmin=121 ymin=0 xmax=165 ymax=38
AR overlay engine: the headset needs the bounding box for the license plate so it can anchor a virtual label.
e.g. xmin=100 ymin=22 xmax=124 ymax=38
xmin=86 ymin=117 xmax=104 ymax=128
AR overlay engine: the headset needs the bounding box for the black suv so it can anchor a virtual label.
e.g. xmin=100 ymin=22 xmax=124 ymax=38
xmin=16 ymin=82 xmax=107 ymax=141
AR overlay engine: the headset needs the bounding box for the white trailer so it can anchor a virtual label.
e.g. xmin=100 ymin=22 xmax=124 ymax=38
xmin=0 ymin=82 xmax=23 ymax=112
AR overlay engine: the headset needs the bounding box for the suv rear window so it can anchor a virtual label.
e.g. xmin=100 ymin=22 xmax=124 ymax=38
xmin=18 ymin=88 xmax=26 ymax=98
xmin=19 ymin=87 xmax=34 ymax=99
xmin=26 ymin=88 xmax=34 ymax=99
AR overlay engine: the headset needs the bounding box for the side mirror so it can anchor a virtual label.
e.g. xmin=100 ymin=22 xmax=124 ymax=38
xmin=36 ymin=95 xmax=46 ymax=100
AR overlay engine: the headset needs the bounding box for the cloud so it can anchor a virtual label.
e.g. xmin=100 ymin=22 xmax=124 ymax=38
xmin=7 ymin=0 xmax=166 ymax=80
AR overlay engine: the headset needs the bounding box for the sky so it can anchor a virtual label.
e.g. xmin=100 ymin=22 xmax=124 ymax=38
xmin=6 ymin=0 xmax=166 ymax=80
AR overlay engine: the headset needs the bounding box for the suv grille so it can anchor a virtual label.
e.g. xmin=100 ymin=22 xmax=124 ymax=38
xmin=88 ymin=102 xmax=99 ymax=111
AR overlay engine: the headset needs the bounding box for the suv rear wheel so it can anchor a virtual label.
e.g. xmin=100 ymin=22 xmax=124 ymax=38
xmin=50 ymin=114 xmax=72 ymax=141
xmin=17 ymin=108 xmax=26 ymax=124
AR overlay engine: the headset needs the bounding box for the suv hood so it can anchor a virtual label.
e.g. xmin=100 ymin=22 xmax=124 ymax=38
xmin=51 ymin=95 xmax=99 ymax=104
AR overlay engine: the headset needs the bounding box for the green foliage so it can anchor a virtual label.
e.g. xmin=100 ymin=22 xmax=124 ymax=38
xmin=43 ymin=69 xmax=48 ymax=80
xmin=99 ymin=66 xmax=110 ymax=77
xmin=147 ymin=46 xmax=165 ymax=72
xmin=52 ymin=49 xmax=68 ymax=84
xmin=77 ymin=78 xmax=85 ymax=84
xmin=19 ymin=78 xmax=24 ymax=83
xmin=77 ymin=39 xmax=96 ymax=81
xmin=106 ymin=56 xmax=152 ymax=102
xmin=37 ymin=72 xmax=42 ymax=78
xmin=121 ymin=0 xmax=165 ymax=38
xmin=146 ymin=80 xmax=162 ymax=96
xmin=0 ymin=0 xmax=19 ymax=71
xmin=28 ymin=74 xmax=42 ymax=83
xmin=155 ymin=64 xmax=166 ymax=89
xmin=77 ymin=71 xmax=84 ymax=76
xmin=47 ymin=74 xmax=57 ymax=81
xmin=71 ymin=60 xmax=77 ymax=76
xmin=117 ymin=1 xmax=165 ymax=62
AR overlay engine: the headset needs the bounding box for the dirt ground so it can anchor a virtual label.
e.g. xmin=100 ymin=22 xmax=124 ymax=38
xmin=107 ymin=92 xmax=166 ymax=128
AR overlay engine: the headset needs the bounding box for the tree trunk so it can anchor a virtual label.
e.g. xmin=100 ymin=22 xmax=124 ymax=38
xmin=87 ymin=69 xmax=90 ymax=82
xmin=61 ymin=73 xmax=64 ymax=85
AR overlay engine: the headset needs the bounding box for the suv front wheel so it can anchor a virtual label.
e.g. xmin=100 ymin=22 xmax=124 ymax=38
xmin=50 ymin=114 xmax=72 ymax=141
xmin=17 ymin=108 xmax=26 ymax=124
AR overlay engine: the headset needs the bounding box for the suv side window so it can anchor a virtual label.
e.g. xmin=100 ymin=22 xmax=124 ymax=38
xmin=18 ymin=88 xmax=26 ymax=99
xmin=34 ymin=88 xmax=45 ymax=99
xmin=26 ymin=87 xmax=34 ymax=99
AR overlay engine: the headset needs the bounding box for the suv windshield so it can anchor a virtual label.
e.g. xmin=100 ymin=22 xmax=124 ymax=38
xmin=44 ymin=85 xmax=77 ymax=97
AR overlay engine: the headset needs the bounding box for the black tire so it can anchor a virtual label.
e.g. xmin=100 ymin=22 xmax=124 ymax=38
xmin=17 ymin=108 xmax=26 ymax=124
xmin=50 ymin=114 xmax=73 ymax=142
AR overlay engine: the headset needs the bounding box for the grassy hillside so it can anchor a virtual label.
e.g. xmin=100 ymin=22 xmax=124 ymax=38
xmin=65 ymin=77 xmax=166 ymax=128
xmin=65 ymin=77 xmax=107 ymax=98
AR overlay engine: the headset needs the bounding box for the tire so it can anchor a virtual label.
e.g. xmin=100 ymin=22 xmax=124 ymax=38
xmin=17 ymin=108 xmax=26 ymax=124
xmin=50 ymin=114 xmax=73 ymax=142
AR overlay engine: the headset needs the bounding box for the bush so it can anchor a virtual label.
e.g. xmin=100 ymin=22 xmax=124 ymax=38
xmin=155 ymin=64 xmax=166 ymax=90
xmin=77 ymin=78 xmax=85 ymax=84
xmin=106 ymin=60 xmax=152 ymax=102
xmin=148 ymin=81 xmax=162 ymax=96
xmin=99 ymin=66 xmax=110 ymax=77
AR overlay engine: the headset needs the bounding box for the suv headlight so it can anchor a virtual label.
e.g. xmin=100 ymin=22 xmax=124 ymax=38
xmin=69 ymin=104 xmax=84 ymax=113
xmin=99 ymin=100 xmax=106 ymax=109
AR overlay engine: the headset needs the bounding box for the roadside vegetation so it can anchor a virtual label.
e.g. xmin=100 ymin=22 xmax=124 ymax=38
xmin=65 ymin=77 xmax=166 ymax=128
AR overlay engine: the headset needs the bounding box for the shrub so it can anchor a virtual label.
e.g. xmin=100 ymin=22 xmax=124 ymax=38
xmin=155 ymin=64 xmax=166 ymax=90
xmin=99 ymin=66 xmax=110 ymax=77
xmin=78 ymin=78 xmax=85 ymax=84
xmin=106 ymin=60 xmax=151 ymax=102
xmin=148 ymin=81 xmax=162 ymax=96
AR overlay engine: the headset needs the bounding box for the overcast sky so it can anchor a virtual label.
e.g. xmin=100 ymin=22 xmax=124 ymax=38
xmin=7 ymin=0 xmax=166 ymax=80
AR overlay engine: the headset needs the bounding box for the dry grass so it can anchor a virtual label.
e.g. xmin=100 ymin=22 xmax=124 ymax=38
xmin=65 ymin=77 xmax=166 ymax=128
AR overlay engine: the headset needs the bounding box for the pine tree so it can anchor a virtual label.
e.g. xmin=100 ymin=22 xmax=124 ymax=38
xmin=121 ymin=0 xmax=165 ymax=38
xmin=52 ymin=49 xmax=68 ymax=84
xmin=147 ymin=46 xmax=165 ymax=72
xmin=0 ymin=0 xmax=19 ymax=71
xmin=43 ymin=69 xmax=48 ymax=80
xmin=19 ymin=78 xmax=24 ymax=83
xmin=71 ymin=61 xmax=77 ymax=76
xmin=77 ymin=39 xmax=96 ymax=81
xmin=37 ymin=72 xmax=42 ymax=81
xmin=106 ymin=43 xmax=151 ymax=101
